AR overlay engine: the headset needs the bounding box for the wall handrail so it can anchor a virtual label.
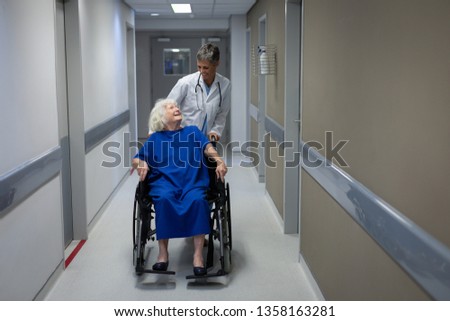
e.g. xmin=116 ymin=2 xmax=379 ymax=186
xmin=85 ymin=109 xmax=130 ymax=153
xmin=300 ymin=141 xmax=450 ymax=300
xmin=0 ymin=146 xmax=62 ymax=217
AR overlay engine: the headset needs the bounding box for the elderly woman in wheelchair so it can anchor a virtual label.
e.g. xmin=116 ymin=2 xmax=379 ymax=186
xmin=131 ymin=98 xmax=227 ymax=277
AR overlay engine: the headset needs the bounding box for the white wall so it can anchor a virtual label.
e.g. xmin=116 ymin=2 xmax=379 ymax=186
xmin=0 ymin=178 xmax=63 ymax=300
xmin=77 ymin=0 xmax=134 ymax=224
xmin=0 ymin=0 xmax=64 ymax=300
xmin=0 ymin=0 xmax=59 ymax=174
xmin=85 ymin=125 xmax=130 ymax=224
xmin=0 ymin=0 xmax=135 ymax=299
xmin=79 ymin=0 xmax=129 ymax=131
xmin=135 ymin=32 xmax=152 ymax=139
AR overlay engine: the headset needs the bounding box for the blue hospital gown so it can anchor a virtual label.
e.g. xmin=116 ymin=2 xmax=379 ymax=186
xmin=136 ymin=126 xmax=211 ymax=239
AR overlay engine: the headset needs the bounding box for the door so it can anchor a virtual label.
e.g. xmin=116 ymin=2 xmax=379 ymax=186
xmin=56 ymin=0 xmax=73 ymax=246
xmin=149 ymin=37 xmax=230 ymax=143
xmin=284 ymin=0 xmax=302 ymax=234
xmin=257 ymin=16 xmax=267 ymax=183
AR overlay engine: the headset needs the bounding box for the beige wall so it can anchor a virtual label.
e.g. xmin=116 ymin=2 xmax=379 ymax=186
xmin=301 ymin=0 xmax=450 ymax=299
xmin=248 ymin=0 xmax=286 ymax=216
xmin=248 ymin=0 xmax=285 ymax=125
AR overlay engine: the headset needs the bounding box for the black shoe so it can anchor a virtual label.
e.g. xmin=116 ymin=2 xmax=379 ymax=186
xmin=193 ymin=266 xmax=207 ymax=276
xmin=152 ymin=261 xmax=169 ymax=271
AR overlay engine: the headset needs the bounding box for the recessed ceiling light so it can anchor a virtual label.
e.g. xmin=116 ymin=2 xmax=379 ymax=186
xmin=171 ymin=4 xmax=191 ymax=14
xmin=150 ymin=13 xmax=160 ymax=16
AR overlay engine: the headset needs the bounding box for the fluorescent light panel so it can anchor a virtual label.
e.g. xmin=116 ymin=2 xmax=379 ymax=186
xmin=171 ymin=4 xmax=192 ymax=14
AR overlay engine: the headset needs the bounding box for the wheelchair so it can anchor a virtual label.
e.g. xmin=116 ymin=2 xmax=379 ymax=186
xmin=132 ymin=164 xmax=232 ymax=279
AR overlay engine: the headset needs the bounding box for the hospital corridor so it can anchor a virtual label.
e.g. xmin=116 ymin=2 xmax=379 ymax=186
xmin=2 ymin=0 xmax=450 ymax=306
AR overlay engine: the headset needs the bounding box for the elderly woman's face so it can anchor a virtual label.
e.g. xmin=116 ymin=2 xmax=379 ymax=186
xmin=164 ymin=102 xmax=182 ymax=124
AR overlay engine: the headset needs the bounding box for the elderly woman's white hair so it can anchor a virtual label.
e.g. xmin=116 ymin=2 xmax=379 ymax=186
xmin=148 ymin=98 xmax=180 ymax=132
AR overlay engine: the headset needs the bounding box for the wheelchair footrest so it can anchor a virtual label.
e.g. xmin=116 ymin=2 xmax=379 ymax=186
xmin=136 ymin=266 xmax=176 ymax=275
xmin=185 ymin=269 xmax=228 ymax=280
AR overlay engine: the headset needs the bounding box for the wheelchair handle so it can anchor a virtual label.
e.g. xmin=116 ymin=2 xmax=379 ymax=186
xmin=210 ymin=135 xmax=217 ymax=148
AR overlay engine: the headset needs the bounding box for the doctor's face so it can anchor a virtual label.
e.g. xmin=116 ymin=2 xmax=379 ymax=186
xmin=197 ymin=60 xmax=218 ymax=86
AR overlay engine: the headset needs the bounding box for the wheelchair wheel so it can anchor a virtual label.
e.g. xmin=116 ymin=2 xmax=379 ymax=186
xmin=133 ymin=183 xmax=155 ymax=274
xmin=217 ymin=203 xmax=232 ymax=273
xmin=133 ymin=197 xmax=144 ymax=272
xmin=225 ymin=182 xmax=232 ymax=251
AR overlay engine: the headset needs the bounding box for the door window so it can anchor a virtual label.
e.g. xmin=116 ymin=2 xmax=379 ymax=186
xmin=163 ymin=48 xmax=190 ymax=75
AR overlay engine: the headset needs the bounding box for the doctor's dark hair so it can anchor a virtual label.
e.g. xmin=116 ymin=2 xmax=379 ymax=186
xmin=196 ymin=43 xmax=220 ymax=64
xmin=148 ymin=98 xmax=179 ymax=132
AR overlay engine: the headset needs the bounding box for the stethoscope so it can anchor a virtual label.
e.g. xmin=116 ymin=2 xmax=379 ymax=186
xmin=194 ymin=73 xmax=222 ymax=110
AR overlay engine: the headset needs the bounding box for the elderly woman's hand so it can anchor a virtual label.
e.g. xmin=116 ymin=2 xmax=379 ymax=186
xmin=131 ymin=158 xmax=149 ymax=181
xmin=215 ymin=161 xmax=228 ymax=183
xmin=204 ymin=142 xmax=227 ymax=182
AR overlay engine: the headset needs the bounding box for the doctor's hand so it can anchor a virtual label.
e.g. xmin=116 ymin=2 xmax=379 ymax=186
xmin=208 ymin=132 xmax=220 ymax=142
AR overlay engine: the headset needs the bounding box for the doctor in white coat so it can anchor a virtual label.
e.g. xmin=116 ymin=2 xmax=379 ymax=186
xmin=167 ymin=43 xmax=231 ymax=141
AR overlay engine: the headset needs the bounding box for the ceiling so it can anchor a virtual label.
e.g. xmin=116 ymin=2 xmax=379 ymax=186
xmin=123 ymin=0 xmax=256 ymax=19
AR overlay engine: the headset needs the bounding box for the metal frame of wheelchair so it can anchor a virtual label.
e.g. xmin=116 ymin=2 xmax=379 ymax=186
xmin=132 ymin=173 xmax=232 ymax=279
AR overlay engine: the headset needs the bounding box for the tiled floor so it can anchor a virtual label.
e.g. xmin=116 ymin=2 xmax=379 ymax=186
xmin=43 ymin=156 xmax=322 ymax=301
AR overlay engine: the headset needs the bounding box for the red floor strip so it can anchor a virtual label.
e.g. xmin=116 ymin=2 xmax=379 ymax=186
xmin=65 ymin=239 xmax=86 ymax=268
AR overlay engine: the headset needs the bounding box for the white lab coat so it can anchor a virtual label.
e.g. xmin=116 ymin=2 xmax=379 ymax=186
xmin=167 ymin=71 xmax=231 ymax=137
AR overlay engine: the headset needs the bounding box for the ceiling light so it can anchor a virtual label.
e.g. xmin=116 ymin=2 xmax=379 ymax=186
xmin=171 ymin=4 xmax=191 ymax=14
xmin=150 ymin=13 xmax=160 ymax=16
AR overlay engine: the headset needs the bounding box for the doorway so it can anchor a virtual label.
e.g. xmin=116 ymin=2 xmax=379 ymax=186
xmin=147 ymin=36 xmax=230 ymax=144
xmin=55 ymin=0 xmax=73 ymax=247
xmin=284 ymin=0 xmax=302 ymax=234
xmin=257 ymin=16 xmax=267 ymax=183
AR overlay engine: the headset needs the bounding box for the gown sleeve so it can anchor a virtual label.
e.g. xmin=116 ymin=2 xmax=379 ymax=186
xmin=135 ymin=137 xmax=154 ymax=163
